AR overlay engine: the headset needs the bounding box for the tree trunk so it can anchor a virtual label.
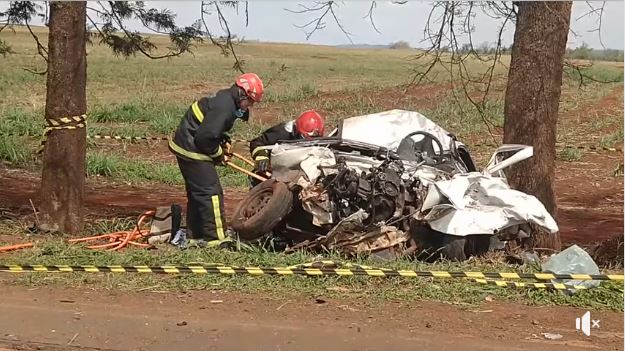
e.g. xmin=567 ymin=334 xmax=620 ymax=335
xmin=503 ymin=1 xmax=572 ymax=251
xmin=39 ymin=1 xmax=87 ymax=234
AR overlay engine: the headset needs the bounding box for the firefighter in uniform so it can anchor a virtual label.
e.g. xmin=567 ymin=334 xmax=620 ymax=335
xmin=168 ymin=73 xmax=264 ymax=248
xmin=248 ymin=110 xmax=325 ymax=187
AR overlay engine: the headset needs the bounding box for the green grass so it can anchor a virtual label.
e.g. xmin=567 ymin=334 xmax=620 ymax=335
xmin=557 ymin=148 xmax=584 ymax=162
xmin=588 ymin=117 xmax=614 ymax=131
xmin=0 ymin=135 xmax=36 ymax=167
xmin=0 ymin=107 xmax=41 ymax=136
xmin=0 ymin=237 xmax=621 ymax=310
xmin=0 ymin=143 xmax=254 ymax=188
xmin=563 ymin=64 xmax=625 ymax=85
xmin=599 ymin=129 xmax=624 ymax=149
xmin=87 ymin=152 xmax=248 ymax=187
xmin=0 ymin=26 xmax=424 ymax=112
xmin=262 ymin=81 xmax=319 ymax=103
xmin=420 ymin=97 xmax=505 ymax=137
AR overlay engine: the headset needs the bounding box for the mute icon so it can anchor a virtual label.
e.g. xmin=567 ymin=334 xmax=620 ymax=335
xmin=575 ymin=311 xmax=600 ymax=336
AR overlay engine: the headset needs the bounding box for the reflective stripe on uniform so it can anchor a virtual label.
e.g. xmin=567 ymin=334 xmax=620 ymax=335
xmin=251 ymin=146 xmax=267 ymax=158
xmin=211 ymin=195 xmax=225 ymax=240
xmin=254 ymin=155 xmax=269 ymax=161
xmin=284 ymin=120 xmax=295 ymax=133
xmin=209 ymin=146 xmax=223 ymax=159
xmin=191 ymin=101 xmax=205 ymax=123
xmin=168 ymin=138 xmax=212 ymax=161
xmin=187 ymin=238 xmax=232 ymax=249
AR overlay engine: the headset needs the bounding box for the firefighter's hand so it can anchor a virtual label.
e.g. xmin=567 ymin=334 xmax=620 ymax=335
xmin=221 ymin=133 xmax=232 ymax=144
xmin=254 ymin=156 xmax=270 ymax=173
xmin=220 ymin=134 xmax=233 ymax=155
xmin=220 ymin=141 xmax=232 ymax=156
xmin=213 ymin=153 xmax=229 ymax=166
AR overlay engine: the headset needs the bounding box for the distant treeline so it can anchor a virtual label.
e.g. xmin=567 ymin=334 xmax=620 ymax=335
xmin=565 ymin=43 xmax=623 ymax=62
xmin=450 ymin=42 xmax=623 ymax=62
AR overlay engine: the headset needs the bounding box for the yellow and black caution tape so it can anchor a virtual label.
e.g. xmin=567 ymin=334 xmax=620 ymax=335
xmin=290 ymin=261 xmax=592 ymax=291
xmin=86 ymin=135 xmax=249 ymax=144
xmin=0 ymin=265 xmax=622 ymax=281
xmin=38 ymin=114 xmax=87 ymax=154
xmin=87 ymin=135 xmax=169 ymax=141
xmin=471 ymin=278 xmax=588 ymax=291
xmin=4 ymin=131 xmax=250 ymax=145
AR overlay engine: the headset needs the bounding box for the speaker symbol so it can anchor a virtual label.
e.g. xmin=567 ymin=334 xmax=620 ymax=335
xmin=575 ymin=311 xmax=600 ymax=336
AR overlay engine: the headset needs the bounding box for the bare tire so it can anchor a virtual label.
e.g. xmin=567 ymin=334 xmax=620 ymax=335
xmin=230 ymin=179 xmax=294 ymax=240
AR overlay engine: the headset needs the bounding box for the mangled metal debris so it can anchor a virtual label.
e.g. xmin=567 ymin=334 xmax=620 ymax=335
xmin=286 ymin=210 xmax=411 ymax=257
xmin=418 ymin=172 xmax=559 ymax=237
xmin=231 ymin=109 xmax=559 ymax=261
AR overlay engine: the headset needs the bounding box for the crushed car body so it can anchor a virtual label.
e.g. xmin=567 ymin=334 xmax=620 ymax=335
xmin=231 ymin=109 xmax=558 ymax=261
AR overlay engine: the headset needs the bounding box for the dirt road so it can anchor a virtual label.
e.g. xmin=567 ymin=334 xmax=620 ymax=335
xmin=0 ymin=286 xmax=621 ymax=351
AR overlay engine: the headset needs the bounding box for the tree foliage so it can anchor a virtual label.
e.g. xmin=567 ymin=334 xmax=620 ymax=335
xmin=86 ymin=1 xmax=203 ymax=59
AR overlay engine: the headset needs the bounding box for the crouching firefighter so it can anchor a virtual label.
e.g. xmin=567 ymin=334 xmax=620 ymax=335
xmin=248 ymin=109 xmax=325 ymax=187
xmin=168 ymin=73 xmax=264 ymax=248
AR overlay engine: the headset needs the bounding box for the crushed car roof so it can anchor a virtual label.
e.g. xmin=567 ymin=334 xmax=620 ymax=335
xmin=338 ymin=109 xmax=463 ymax=152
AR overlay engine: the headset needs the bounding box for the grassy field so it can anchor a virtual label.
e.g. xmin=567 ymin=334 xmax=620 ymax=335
xmin=1 ymin=27 xmax=623 ymax=187
xmin=0 ymin=27 xmax=623 ymax=309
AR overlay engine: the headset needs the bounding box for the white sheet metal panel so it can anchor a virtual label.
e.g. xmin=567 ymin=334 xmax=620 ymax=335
xmin=339 ymin=109 xmax=458 ymax=152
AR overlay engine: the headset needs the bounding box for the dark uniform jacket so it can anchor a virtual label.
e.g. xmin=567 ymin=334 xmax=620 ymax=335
xmin=169 ymin=85 xmax=249 ymax=162
xmin=249 ymin=120 xmax=300 ymax=159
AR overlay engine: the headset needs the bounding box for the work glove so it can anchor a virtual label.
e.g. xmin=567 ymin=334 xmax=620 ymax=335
xmin=221 ymin=133 xmax=232 ymax=146
xmin=212 ymin=148 xmax=229 ymax=166
xmin=254 ymin=156 xmax=270 ymax=173
xmin=220 ymin=134 xmax=233 ymax=156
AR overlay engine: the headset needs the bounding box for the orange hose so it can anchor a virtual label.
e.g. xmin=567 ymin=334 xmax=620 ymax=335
xmin=107 ymin=212 xmax=154 ymax=251
xmin=69 ymin=211 xmax=155 ymax=251
xmin=87 ymin=242 xmax=120 ymax=249
xmin=129 ymin=241 xmax=151 ymax=248
xmin=68 ymin=233 xmax=124 ymax=243
xmin=0 ymin=243 xmax=34 ymax=253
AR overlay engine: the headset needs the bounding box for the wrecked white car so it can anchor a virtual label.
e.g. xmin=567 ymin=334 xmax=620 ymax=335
xmin=230 ymin=109 xmax=558 ymax=261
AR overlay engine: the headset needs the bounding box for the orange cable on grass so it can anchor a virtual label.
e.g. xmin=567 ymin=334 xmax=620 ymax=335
xmin=69 ymin=211 xmax=155 ymax=251
xmin=0 ymin=243 xmax=34 ymax=253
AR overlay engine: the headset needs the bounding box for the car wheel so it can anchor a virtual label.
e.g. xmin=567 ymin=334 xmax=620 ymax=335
xmin=230 ymin=179 xmax=294 ymax=240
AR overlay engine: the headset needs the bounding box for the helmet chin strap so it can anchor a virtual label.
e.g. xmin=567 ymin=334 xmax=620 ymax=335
xmin=233 ymin=85 xmax=248 ymax=107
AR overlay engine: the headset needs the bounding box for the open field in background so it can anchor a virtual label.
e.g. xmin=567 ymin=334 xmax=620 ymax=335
xmin=1 ymin=27 xmax=623 ymax=187
xmin=0 ymin=26 xmax=623 ymax=311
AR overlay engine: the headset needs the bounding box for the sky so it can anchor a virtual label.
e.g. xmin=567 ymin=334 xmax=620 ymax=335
xmin=139 ymin=1 xmax=624 ymax=50
xmin=2 ymin=1 xmax=623 ymax=49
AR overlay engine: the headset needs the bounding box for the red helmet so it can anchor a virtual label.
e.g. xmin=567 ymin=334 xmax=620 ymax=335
xmin=295 ymin=110 xmax=325 ymax=138
xmin=235 ymin=73 xmax=264 ymax=102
